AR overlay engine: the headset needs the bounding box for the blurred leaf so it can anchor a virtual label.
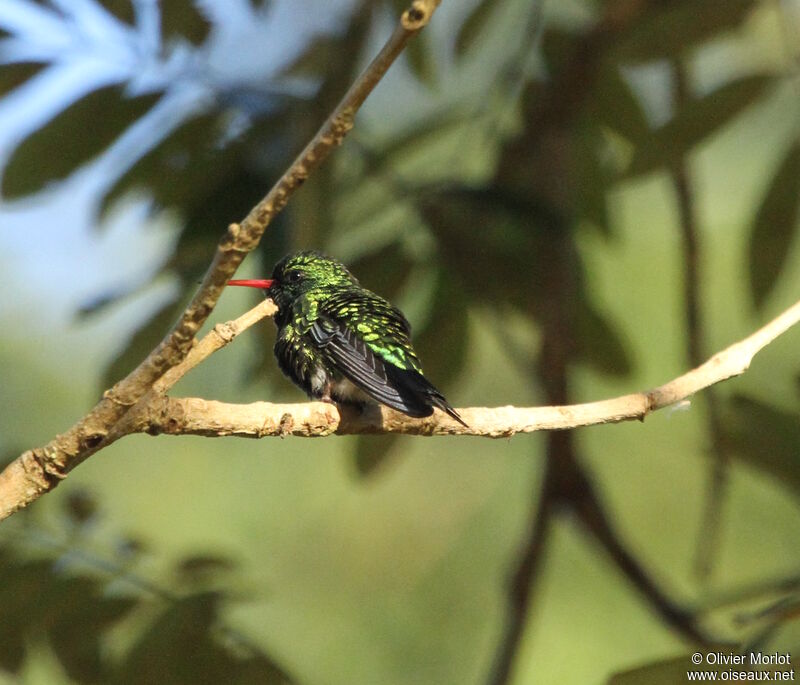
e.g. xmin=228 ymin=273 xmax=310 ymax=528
xmin=64 ymin=489 xmax=99 ymax=525
xmin=348 ymin=241 xmax=414 ymax=301
xmin=540 ymin=28 xmax=580 ymax=77
xmin=404 ymin=31 xmax=437 ymax=87
xmin=77 ymin=285 xmax=142 ymax=319
xmin=722 ymin=395 xmax=800 ymax=497
xmin=175 ymin=554 xmax=237 ymax=586
xmin=2 ymin=86 xmax=160 ymax=199
xmin=101 ymin=298 xmax=183 ymax=392
xmin=99 ymin=0 xmax=134 ymax=25
xmin=0 ymin=559 xmax=54 ymax=672
xmin=455 ymin=0 xmax=496 ymax=57
xmin=748 ymin=143 xmax=800 ymax=309
xmin=161 ymin=0 xmax=212 ymax=45
xmin=592 ymin=66 xmax=650 ymax=144
xmin=414 ymin=270 xmax=469 ymax=390
xmin=573 ymin=127 xmax=612 ymax=235
xmin=421 ymin=186 xmax=557 ymax=320
xmin=102 ymin=113 xmax=241 ymax=219
xmin=0 ymin=62 xmax=46 ymax=98
xmin=626 ymin=74 xmax=772 ymax=176
xmin=46 ymin=576 xmax=137 ymax=683
xmin=118 ymin=593 xmax=292 ymax=684
xmin=614 ymin=0 xmax=756 ymax=62
xmin=576 ymin=300 xmax=632 ymax=376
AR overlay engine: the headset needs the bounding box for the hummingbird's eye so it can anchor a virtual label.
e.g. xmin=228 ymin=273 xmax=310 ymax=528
xmin=286 ymin=269 xmax=303 ymax=283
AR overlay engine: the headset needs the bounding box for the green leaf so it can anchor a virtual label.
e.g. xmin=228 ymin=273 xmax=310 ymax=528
xmin=404 ymin=31 xmax=438 ymax=87
xmin=614 ymin=0 xmax=757 ymax=62
xmin=0 ymin=559 xmax=55 ymax=672
xmin=592 ymin=66 xmax=650 ymax=144
xmin=626 ymin=74 xmax=772 ymax=177
xmin=455 ymin=0 xmax=496 ymax=58
xmin=101 ymin=113 xmax=246 ymax=219
xmin=748 ymin=143 xmax=800 ymax=309
xmin=421 ymin=186 xmax=556 ymax=320
xmin=118 ymin=594 xmax=292 ymax=684
xmin=576 ymin=300 xmax=632 ymax=377
xmin=46 ymin=576 xmax=137 ymax=684
xmin=2 ymin=86 xmax=161 ymax=199
xmin=573 ymin=127 xmax=612 ymax=235
xmin=722 ymin=395 xmax=800 ymax=497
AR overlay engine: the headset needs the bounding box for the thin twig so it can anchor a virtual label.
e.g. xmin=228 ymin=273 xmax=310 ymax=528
xmin=112 ymin=297 xmax=800 ymax=439
xmin=0 ymin=0 xmax=442 ymax=522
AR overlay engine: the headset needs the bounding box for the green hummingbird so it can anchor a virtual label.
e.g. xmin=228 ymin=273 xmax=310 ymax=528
xmin=228 ymin=251 xmax=466 ymax=426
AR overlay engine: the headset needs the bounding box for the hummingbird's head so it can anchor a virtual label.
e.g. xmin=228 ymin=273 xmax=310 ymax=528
xmin=228 ymin=250 xmax=358 ymax=312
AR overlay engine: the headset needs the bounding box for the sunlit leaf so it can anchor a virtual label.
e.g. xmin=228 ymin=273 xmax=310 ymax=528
xmin=748 ymin=143 xmax=800 ymax=309
xmin=2 ymin=86 xmax=160 ymax=199
xmin=614 ymin=0 xmax=756 ymax=62
xmin=722 ymin=395 xmax=800 ymax=497
xmin=626 ymin=74 xmax=772 ymax=176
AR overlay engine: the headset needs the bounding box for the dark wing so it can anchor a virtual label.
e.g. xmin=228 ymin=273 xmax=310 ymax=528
xmin=308 ymin=291 xmax=466 ymax=425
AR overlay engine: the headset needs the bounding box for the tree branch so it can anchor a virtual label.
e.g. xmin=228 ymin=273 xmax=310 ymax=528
xmin=119 ymin=298 xmax=800 ymax=438
xmin=0 ymin=0 xmax=442 ymax=522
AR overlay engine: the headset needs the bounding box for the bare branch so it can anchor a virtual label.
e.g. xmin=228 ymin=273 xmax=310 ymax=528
xmin=121 ymin=298 xmax=800 ymax=438
xmin=0 ymin=0 xmax=442 ymax=522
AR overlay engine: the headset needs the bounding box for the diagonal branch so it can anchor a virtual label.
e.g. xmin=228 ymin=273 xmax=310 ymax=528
xmin=0 ymin=0 xmax=443 ymax=522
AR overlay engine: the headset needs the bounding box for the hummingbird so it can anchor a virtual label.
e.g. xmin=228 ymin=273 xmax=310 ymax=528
xmin=228 ymin=251 xmax=466 ymax=426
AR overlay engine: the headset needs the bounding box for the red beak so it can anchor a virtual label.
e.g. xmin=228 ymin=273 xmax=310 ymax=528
xmin=227 ymin=279 xmax=275 ymax=289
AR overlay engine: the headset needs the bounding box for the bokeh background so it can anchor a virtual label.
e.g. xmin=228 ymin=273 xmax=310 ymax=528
xmin=1 ymin=0 xmax=799 ymax=683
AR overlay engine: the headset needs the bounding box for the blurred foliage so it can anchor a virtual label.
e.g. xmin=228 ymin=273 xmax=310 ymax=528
xmin=0 ymin=492 xmax=291 ymax=684
xmin=2 ymin=0 xmax=800 ymax=682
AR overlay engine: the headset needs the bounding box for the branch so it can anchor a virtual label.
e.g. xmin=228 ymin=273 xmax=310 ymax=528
xmin=0 ymin=0 xmax=442 ymax=522
xmin=121 ymin=298 xmax=800 ymax=438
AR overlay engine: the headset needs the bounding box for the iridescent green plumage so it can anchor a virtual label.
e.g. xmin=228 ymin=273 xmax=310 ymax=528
xmin=254 ymin=251 xmax=465 ymax=425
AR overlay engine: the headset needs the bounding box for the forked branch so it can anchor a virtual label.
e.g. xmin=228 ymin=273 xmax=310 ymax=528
xmin=122 ymin=297 xmax=800 ymax=438
xmin=0 ymin=0 xmax=443 ymax=522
